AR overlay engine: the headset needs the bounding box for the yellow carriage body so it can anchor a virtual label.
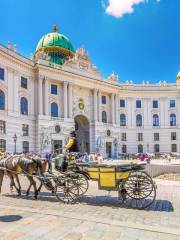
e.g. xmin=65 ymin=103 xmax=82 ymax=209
xmin=87 ymin=166 xmax=130 ymax=190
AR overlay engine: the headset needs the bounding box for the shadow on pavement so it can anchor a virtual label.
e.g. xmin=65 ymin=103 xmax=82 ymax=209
xmin=0 ymin=215 xmax=22 ymax=222
xmin=78 ymin=195 xmax=174 ymax=212
xmin=3 ymin=192 xmax=60 ymax=203
xmin=3 ymin=192 xmax=174 ymax=212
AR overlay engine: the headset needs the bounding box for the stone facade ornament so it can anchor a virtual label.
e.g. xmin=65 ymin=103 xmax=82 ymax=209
xmin=63 ymin=47 xmax=101 ymax=76
xmin=96 ymin=136 xmax=104 ymax=148
xmin=107 ymin=129 xmax=111 ymax=137
xmin=79 ymin=98 xmax=85 ymax=110
xmin=55 ymin=124 xmax=61 ymax=134
xmin=108 ymin=72 xmax=119 ymax=82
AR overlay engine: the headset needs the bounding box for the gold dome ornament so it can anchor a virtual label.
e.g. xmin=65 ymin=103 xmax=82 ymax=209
xmin=79 ymin=99 xmax=85 ymax=110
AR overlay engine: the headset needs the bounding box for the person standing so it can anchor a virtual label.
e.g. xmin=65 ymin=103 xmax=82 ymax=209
xmin=47 ymin=152 xmax=52 ymax=174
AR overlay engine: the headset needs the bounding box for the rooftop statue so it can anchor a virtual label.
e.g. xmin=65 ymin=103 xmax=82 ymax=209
xmin=108 ymin=72 xmax=119 ymax=82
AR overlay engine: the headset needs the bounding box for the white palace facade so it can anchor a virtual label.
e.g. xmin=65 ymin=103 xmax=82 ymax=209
xmin=0 ymin=26 xmax=180 ymax=158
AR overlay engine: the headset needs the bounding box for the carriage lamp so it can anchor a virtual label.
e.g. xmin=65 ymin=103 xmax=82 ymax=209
xmin=13 ymin=133 xmax=17 ymax=154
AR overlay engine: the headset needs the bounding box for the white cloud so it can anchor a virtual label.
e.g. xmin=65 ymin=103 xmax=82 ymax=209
xmin=103 ymin=0 xmax=160 ymax=18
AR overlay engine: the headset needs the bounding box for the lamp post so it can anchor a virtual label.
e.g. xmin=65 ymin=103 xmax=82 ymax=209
xmin=13 ymin=134 xmax=17 ymax=154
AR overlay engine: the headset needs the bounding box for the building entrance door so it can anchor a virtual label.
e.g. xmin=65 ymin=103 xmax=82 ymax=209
xmin=106 ymin=142 xmax=112 ymax=158
xmin=53 ymin=140 xmax=63 ymax=154
xmin=74 ymin=115 xmax=90 ymax=153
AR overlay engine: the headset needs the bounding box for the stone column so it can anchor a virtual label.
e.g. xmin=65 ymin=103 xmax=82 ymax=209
xmin=68 ymin=83 xmax=73 ymax=118
xmin=44 ymin=77 xmax=49 ymax=116
xmin=13 ymin=71 xmax=20 ymax=114
xmin=98 ymin=90 xmax=101 ymax=122
xmin=7 ymin=67 xmax=14 ymax=113
xmin=127 ymin=97 xmax=132 ymax=128
xmin=93 ymin=89 xmax=98 ymax=121
xmin=38 ymin=76 xmax=43 ymax=115
xmin=63 ymin=81 xmax=68 ymax=118
xmin=29 ymin=76 xmax=34 ymax=116
xmin=160 ymin=98 xmax=165 ymax=128
xmin=111 ymin=93 xmax=115 ymax=124
xmin=115 ymin=94 xmax=119 ymax=125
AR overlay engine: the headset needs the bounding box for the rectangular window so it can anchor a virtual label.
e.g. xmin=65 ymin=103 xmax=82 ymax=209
xmin=0 ymin=68 xmax=4 ymax=80
xmin=136 ymin=100 xmax=141 ymax=108
xmin=154 ymin=133 xmax=159 ymax=141
xmin=171 ymin=132 xmax=176 ymax=141
xmin=154 ymin=144 xmax=160 ymax=153
xmin=121 ymin=133 xmax=126 ymax=141
xmin=122 ymin=145 xmax=127 ymax=154
xmin=0 ymin=139 xmax=6 ymax=152
xmin=102 ymin=96 xmax=106 ymax=104
xmin=171 ymin=144 xmax=177 ymax=152
xmin=23 ymin=141 xmax=29 ymax=153
xmin=137 ymin=133 xmax=143 ymax=141
xmin=51 ymin=84 xmax=57 ymax=95
xmin=153 ymin=100 xmax=158 ymax=108
xmin=0 ymin=120 xmax=6 ymax=134
xmin=21 ymin=77 xmax=28 ymax=89
xmin=22 ymin=124 xmax=29 ymax=136
xmin=170 ymin=100 xmax=176 ymax=108
xmin=120 ymin=99 xmax=125 ymax=108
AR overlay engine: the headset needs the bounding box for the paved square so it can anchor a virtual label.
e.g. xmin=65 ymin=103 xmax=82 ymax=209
xmin=0 ymin=176 xmax=180 ymax=240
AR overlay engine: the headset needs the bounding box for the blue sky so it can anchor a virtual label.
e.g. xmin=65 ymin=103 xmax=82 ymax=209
xmin=1 ymin=0 xmax=180 ymax=83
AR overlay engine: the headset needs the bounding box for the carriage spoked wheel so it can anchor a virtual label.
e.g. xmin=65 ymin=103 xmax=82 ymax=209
xmin=54 ymin=176 xmax=79 ymax=204
xmin=71 ymin=173 xmax=89 ymax=197
xmin=118 ymin=171 xmax=156 ymax=210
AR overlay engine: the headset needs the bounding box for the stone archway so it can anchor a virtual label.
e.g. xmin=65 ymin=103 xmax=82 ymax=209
xmin=74 ymin=115 xmax=90 ymax=153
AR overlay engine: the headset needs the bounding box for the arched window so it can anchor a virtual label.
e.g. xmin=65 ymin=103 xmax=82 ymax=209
xmin=136 ymin=114 xmax=142 ymax=127
xmin=170 ymin=114 xmax=176 ymax=126
xmin=154 ymin=144 xmax=160 ymax=153
xmin=20 ymin=97 xmax=28 ymax=115
xmin=51 ymin=102 xmax=58 ymax=117
xmin=0 ymin=90 xmax=5 ymax=110
xmin=102 ymin=111 xmax=107 ymax=123
xmin=120 ymin=114 xmax=126 ymax=126
xmin=138 ymin=144 xmax=143 ymax=153
xmin=153 ymin=114 xmax=159 ymax=126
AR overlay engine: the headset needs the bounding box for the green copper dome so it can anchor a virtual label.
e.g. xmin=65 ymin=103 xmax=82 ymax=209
xmin=177 ymin=71 xmax=180 ymax=78
xmin=35 ymin=25 xmax=75 ymax=65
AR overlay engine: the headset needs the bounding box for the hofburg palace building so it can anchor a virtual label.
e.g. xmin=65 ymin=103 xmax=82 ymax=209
xmin=0 ymin=25 xmax=180 ymax=158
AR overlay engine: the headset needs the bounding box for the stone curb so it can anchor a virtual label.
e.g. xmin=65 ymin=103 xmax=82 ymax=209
xmin=0 ymin=204 xmax=180 ymax=236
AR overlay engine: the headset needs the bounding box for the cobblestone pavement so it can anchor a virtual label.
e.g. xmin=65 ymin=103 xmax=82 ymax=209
xmin=0 ymin=176 xmax=180 ymax=239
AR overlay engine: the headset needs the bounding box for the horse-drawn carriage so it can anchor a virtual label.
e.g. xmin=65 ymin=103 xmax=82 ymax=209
xmin=52 ymin=154 xmax=156 ymax=209
xmin=0 ymin=152 xmax=156 ymax=209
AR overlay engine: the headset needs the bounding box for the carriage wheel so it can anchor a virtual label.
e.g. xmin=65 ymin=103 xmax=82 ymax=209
xmin=118 ymin=171 xmax=156 ymax=209
xmin=54 ymin=176 xmax=79 ymax=204
xmin=72 ymin=173 xmax=89 ymax=196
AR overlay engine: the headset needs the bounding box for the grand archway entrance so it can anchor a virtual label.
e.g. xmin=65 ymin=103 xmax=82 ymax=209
xmin=74 ymin=115 xmax=90 ymax=153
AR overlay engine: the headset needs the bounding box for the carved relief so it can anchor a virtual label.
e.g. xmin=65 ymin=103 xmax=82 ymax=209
xmin=63 ymin=47 xmax=101 ymax=76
